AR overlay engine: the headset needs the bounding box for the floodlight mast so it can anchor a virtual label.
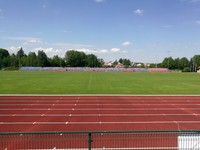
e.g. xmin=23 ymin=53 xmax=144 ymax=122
xmin=167 ymin=51 xmax=171 ymax=69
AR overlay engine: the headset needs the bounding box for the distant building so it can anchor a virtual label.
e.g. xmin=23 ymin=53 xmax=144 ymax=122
xmin=197 ymin=66 xmax=200 ymax=73
xmin=144 ymin=63 xmax=150 ymax=67
xmin=133 ymin=62 xmax=144 ymax=67
xmin=115 ymin=63 xmax=124 ymax=68
xmin=104 ymin=61 xmax=113 ymax=67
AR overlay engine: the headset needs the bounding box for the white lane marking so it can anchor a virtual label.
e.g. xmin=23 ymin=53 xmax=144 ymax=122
xmin=193 ymin=113 xmax=198 ymax=116
xmin=2 ymin=108 xmax=200 ymax=111
xmin=0 ymin=113 xmax=200 ymax=117
xmin=1 ymin=98 xmax=200 ymax=103
xmin=1 ymin=120 xmax=200 ymax=125
xmin=67 ymin=121 xmax=200 ymax=124
xmin=1 ymin=103 xmax=200 ymax=106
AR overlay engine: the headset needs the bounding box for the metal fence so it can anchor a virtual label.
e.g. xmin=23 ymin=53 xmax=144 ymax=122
xmin=0 ymin=130 xmax=200 ymax=150
xmin=19 ymin=67 xmax=169 ymax=72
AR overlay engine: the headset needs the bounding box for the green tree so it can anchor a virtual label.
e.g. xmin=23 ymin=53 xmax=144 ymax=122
xmin=161 ymin=57 xmax=175 ymax=69
xmin=0 ymin=48 xmax=10 ymax=69
xmin=16 ymin=47 xmax=25 ymax=67
xmin=174 ymin=58 xmax=180 ymax=70
xmin=193 ymin=55 xmax=200 ymax=66
xmin=0 ymin=48 xmax=9 ymax=58
xmin=112 ymin=60 xmax=118 ymax=67
xmin=51 ymin=55 xmax=62 ymax=67
xmin=37 ymin=50 xmax=49 ymax=67
xmin=149 ymin=63 xmax=157 ymax=68
xmin=65 ymin=50 xmax=87 ymax=67
xmin=27 ymin=52 xmax=38 ymax=66
xmin=98 ymin=58 xmax=104 ymax=67
xmin=118 ymin=58 xmax=131 ymax=67
xmin=191 ymin=55 xmax=200 ymax=72
xmin=119 ymin=58 xmax=123 ymax=64
xmin=9 ymin=54 xmax=18 ymax=67
xmin=179 ymin=57 xmax=189 ymax=70
xmin=86 ymin=54 xmax=99 ymax=67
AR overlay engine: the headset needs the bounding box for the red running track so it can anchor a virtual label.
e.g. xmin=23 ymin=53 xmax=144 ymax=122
xmin=1 ymin=96 xmax=200 ymax=132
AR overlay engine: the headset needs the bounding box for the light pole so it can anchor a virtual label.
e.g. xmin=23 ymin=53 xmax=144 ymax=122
xmin=167 ymin=51 xmax=171 ymax=69
xmin=192 ymin=57 xmax=196 ymax=72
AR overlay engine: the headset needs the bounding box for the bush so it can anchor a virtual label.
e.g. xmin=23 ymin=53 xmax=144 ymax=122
xmin=182 ymin=67 xmax=191 ymax=72
xmin=2 ymin=67 xmax=18 ymax=71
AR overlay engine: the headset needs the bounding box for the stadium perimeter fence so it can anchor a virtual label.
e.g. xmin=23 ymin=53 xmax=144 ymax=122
xmin=20 ymin=67 xmax=169 ymax=72
xmin=0 ymin=130 xmax=200 ymax=150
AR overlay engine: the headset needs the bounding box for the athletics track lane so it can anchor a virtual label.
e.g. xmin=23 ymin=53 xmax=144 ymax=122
xmin=1 ymin=96 xmax=200 ymax=132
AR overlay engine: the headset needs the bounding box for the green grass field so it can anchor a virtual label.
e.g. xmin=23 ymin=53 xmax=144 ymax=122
xmin=0 ymin=71 xmax=200 ymax=94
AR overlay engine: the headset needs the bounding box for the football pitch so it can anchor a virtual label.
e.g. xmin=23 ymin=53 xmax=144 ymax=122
xmin=0 ymin=71 xmax=200 ymax=94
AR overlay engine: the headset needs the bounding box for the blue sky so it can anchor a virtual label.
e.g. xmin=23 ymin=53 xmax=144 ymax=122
xmin=0 ymin=0 xmax=200 ymax=63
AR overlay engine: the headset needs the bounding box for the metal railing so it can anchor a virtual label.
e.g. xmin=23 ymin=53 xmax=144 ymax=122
xmin=0 ymin=130 xmax=200 ymax=150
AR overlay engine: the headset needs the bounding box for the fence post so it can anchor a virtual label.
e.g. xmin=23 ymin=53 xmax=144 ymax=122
xmin=88 ymin=132 xmax=92 ymax=150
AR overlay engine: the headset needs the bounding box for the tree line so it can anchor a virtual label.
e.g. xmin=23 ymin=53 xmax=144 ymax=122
xmin=0 ymin=47 xmax=200 ymax=72
xmin=0 ymin=48 xmax=104 ymax=69
xmin=156 ymin=56 xmax=200 ymax=72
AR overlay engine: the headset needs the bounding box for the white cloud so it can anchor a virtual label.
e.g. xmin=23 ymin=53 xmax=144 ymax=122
xmin=33 ymin=47 xmax=64 ymax=57
xmin=134 ymin=9 xmax=144 ymax=16
xmin=94 ymin=0 xmax=106 ymax=3
xmin=122 ymin=41 xmax=131 ymax=46
xmin=76 ymin=48 xmax=97 ymax=54
xmin=70 ymin=48 xmax=121 ymax=54
xmin=4 ymin=36 xmax=41 ymax=41
xmin=51 ymin=42 xmax=94 ymax=49
xmin=110 ymin=48 xmax=120 ymax=52
xmin=23 ymin=39 xmax=43 ymax=45
xmin=99 ymin=49 xmax=109 ymax=53
xmin=122 ymin=50 xmax=128 ymax=53
xmin=4 ymin=36 xmax=43 ymax=46
xmin=8 ymin=46 xmax=21 ymax=54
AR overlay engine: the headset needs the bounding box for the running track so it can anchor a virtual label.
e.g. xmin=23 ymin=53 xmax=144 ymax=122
xmin=1 ymin=96 xmax=200 ymax=132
